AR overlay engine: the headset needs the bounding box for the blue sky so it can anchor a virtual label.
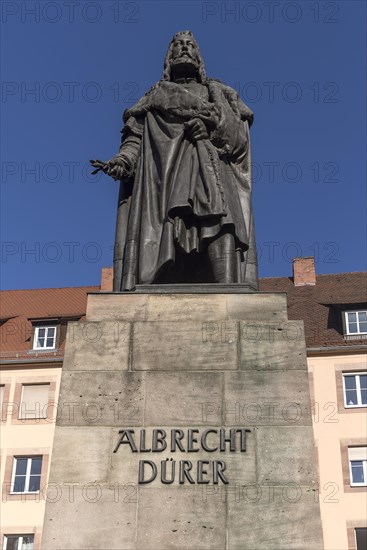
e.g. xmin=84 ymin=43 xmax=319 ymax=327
xmin=1 ymin=0 xmax=366 ymax=289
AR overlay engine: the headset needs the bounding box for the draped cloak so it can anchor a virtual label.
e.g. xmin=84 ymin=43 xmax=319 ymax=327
xmin=113 ymin=79 xmax=258 ymax=291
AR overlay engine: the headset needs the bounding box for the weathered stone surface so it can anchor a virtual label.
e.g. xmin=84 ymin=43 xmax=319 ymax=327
xmin=132 ymin=321 xmax=238 ymax=370
xmin=227 ymin=485 xmax=322 ymax=549
xmin=256 ymin=426 xmax=318 ymax=485
xmin=136 ymin=486 xmax=226 ymax=549
xmin=49 ymin=426 xmax=111 ymax=484
xmin=42 ymin=486 xmax=137 ymax=550
xmin=63 ymin=321 xmax=130 ymax=371
xmin=86 ymin=292 xmax=288 ymax=323
xmin=144 ymin=371 xmax=222 ymax=425
xmin=220 ymin=429 xmax=256 ymax=484
xmin=239 ymin=320 xmax=307 ymax=370
xmin=146 ymin=294 xmax=228 ymax=321
xmin=223 ymin=370 xmax=312 ymax=426
xmin=57 ymin=371 xmax=145 ymax=426
xmin=226 ymin=293 xmax=288 ymax=321
xmin=87 ymin=292 xmax=148 ymax=321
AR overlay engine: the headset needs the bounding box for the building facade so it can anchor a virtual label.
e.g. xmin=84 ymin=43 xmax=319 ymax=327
xmin=261 ymin=259 xmax=367 ymax=550
xmin=0 ymin=263 xmax=366 ymax=549
xmin=0 ymin=287 xmax=98 ymax=550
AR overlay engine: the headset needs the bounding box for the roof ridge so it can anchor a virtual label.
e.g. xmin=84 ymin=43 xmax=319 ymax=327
xmin=0 ymin=285 xmax=100 ymax=292
xmin=260 ymin=271 xmax=366 ymax=280
xmin=316 ymin=271 xmax=367 ymax=276
xmin=1 ymin=271 xmax=366 ymax=290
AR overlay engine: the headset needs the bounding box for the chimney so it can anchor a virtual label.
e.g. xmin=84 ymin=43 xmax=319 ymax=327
xmin=293 ymin=257 xmax=316 ymax=286
xmin=100 ymin=267 xmax=113 ymax=291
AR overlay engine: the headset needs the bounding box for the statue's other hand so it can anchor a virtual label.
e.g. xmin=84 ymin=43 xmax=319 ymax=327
xmin=90 ymin=157 xmax=131 ymax=180
xmin=200 ymin=106 xmax=221 ymax=130
xmin=184 ymin=118 xmax=209 ymax=142
xmin=104 ymin=157 xmax=129 ymax=180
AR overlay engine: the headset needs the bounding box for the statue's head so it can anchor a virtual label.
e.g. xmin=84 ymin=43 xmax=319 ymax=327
xmin=163 ymin=31 xmax=206 ymax=82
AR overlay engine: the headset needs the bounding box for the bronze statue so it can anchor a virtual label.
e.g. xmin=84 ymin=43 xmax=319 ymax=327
xmin=91 ymin=31 xmax=258 ymax=291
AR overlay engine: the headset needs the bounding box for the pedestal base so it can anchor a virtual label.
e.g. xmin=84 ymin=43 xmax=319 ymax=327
xmin=42 ymin=292 xmax=322 ymax=549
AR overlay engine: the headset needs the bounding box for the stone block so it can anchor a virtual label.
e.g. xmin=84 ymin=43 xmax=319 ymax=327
xmin=223 ymin=370 xmax=312 ymax=426
xmin=144 ymin=372 xmax=223 ymax=425
xmin=136 ymin=486 xmax=226 ymax=549
xmin=87 ymin=293 xmax=148 ymax=322
xmin=256 ymin=426 xmax=318 ymax=485
xmin=145 ymin=294 xmax=228 ymax=321
xmin=49 ymin=426 xmax=111 ymax=484
xmin=63 ymin=321 xmax=131 ymax=371
xmin=227 ymin=485 xmax=322 ymax=549
xmin=226 ymin=293 xmax=288 ymax=321
xmin=132 ymin=321 xmax=238 ymax=370
xmin=57 ymin=371 xmax=145 ymax=427
xmin=42 ymin=486 xmax=137 ymax=550
xmin=239 ymin=320 xmax=307 ymax=370
xmin=86 ymin=292 xmax=288 ymax=322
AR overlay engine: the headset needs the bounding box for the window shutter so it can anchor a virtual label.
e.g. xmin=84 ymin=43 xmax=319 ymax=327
xmin=19 ymin=384 xmax=50 ymax=419
xmin=348 ymin=447 xmax=367 ymax=461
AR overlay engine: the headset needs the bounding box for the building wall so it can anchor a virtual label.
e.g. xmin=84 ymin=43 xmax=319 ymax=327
xmin=308 ymin=353 xmax=367 ymax=550
xmin=0 ymin=364 xmax=62 ymax=550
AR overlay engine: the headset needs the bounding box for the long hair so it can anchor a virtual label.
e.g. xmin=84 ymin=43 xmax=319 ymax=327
xmin=163 ymin=31 xmax=207 ymax=83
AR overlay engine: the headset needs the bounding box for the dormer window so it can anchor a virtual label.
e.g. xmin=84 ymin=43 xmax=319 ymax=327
xmin=33 ymin=326 xmax=57 ymax=350
xmin=344 ymin=311 xmax=367 ymax=336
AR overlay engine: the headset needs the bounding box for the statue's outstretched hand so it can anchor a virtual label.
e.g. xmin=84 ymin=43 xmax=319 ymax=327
xmin=184 ymin=118 xmax=209 ymax=142
xmin=90 ymin=158 xmax=128 ymax=180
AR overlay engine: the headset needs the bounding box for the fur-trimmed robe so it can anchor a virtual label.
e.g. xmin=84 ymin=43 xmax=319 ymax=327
xmin=113 ymin=79 xmax=257 ymax=290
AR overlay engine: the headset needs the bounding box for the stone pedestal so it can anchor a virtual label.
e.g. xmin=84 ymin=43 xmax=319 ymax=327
xmin=42 ymin=291 xmax=323 ymax=549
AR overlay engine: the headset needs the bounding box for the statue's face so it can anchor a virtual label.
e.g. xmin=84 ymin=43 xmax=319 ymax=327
xmin=171 ymin=35 xmax=200 ymax=69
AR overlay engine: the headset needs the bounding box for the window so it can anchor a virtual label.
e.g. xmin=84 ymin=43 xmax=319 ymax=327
xmin=355 ymin=528 xmax=367 ymax=550
xmin=33 ymin=326 xmax=57 ymax=350
xmin=19 ymin=384 xmax=50 ymax=420
xmin=11 ymin=457 xmax=42 ymax=493
xmin=348 ymin=447 xmax=367 ymax=486
xmin=3 ymin=535 xmax=34 ymax=549
xmin=344 ymin=311 xmax=367 ymax=335
xmin=343 ymin=373 xmax=367 ymax=407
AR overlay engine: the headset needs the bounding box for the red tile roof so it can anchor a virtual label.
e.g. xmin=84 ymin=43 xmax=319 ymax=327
xmin=0 ymin=286 xmax=98 ymax=358
xmin=260 ymin=272 xmax=367 ymax=348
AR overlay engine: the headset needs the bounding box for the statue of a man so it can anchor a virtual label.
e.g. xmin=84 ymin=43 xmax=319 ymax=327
xmin=91 ymin=31 xmax=258 ymax=291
